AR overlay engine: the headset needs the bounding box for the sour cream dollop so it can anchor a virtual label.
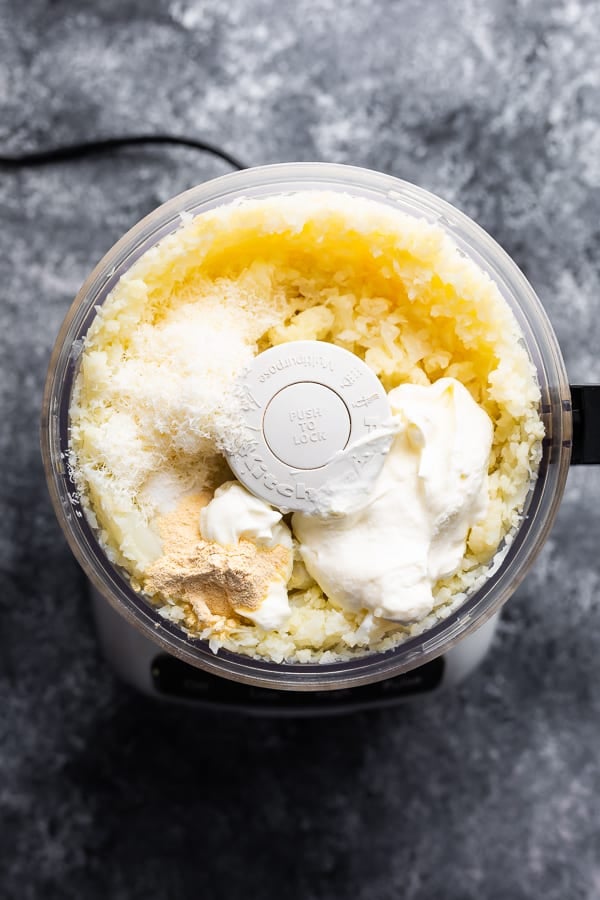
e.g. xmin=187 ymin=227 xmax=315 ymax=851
xmin=292 ymin=378 xmax=493 ymax=624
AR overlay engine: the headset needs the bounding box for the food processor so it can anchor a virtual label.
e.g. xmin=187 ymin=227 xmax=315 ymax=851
xmin=41 ymin=163 xmax=600 ymax=714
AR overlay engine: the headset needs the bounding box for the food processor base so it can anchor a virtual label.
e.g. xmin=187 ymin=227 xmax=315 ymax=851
xmin=91 ymin=587 xmax=498 ymax=716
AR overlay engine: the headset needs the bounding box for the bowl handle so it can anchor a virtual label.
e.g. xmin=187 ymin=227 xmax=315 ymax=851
xmin=570 ymin=385 xmax=600 ymax=464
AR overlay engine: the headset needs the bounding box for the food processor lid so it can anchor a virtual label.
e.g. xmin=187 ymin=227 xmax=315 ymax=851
xmin=226 ymin=340 xmax=394 ymax=514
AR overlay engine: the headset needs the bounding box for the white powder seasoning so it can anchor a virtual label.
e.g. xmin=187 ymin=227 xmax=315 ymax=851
xmin=70 ymin=192 xmax=544 ymax=662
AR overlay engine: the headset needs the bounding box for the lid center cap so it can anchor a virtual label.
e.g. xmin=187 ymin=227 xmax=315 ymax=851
xmin=263 ymin=381 xmax=351 ymax=470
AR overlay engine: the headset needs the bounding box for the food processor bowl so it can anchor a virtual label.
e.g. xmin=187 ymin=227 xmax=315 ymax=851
xmin=42 ymin=163 xmax=575 ymax=692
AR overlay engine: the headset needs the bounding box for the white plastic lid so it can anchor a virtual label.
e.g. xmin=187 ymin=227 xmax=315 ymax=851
xmin=226 ymin=341 xmax=393 ymax=514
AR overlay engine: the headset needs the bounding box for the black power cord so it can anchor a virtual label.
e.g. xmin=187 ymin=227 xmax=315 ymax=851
xmin=0 ymin=134 xmax=247 ymax=171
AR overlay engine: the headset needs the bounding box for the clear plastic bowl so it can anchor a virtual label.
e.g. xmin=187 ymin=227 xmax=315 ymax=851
xmin=41 ymin=163 xmax=571 ymax=691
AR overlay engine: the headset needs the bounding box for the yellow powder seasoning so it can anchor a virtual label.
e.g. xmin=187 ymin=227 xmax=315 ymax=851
xmin=144 ymin=493 xmax=291 ymax=625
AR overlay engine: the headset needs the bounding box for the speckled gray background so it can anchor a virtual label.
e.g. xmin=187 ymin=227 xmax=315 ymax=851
xmin=1 ymin=0 xmax=600 ymax=897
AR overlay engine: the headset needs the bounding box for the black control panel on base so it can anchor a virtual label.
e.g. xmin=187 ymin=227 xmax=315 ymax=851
xmin=151 ymin=654 xmax=445 ymax=715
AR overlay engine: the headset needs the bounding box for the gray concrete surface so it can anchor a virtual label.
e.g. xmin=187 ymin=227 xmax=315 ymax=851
xmin=1 ymin=1 xmax=600 ymax=897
